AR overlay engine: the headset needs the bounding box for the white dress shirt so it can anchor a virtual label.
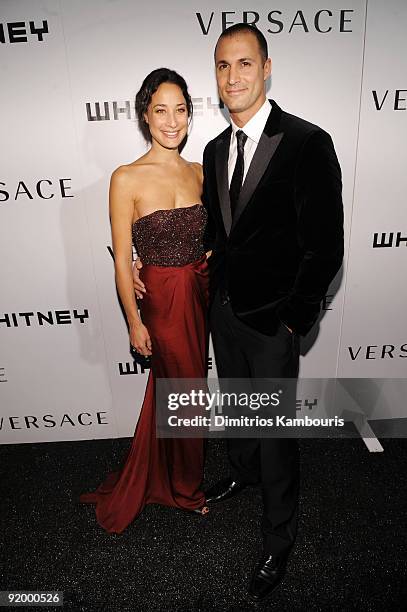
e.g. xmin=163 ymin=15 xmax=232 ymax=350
xmin=227 ymin=98 xmax=272 ymax=187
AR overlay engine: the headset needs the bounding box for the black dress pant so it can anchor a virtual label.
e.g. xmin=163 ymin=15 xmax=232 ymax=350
xmin=210 ymin=290 xmax=300 ymax=557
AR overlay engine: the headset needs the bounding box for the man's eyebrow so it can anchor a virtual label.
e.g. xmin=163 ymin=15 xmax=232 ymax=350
xmin=216 ymin=57 xmax=254 ymax=64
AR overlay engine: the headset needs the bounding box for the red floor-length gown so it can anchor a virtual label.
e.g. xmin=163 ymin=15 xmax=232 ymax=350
xmin=80 ymin=204 xmax=209 ymax=533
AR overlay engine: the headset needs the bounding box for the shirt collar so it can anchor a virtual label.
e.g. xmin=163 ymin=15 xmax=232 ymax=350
xmin=230 ymin=98 xmax=271 ymax=144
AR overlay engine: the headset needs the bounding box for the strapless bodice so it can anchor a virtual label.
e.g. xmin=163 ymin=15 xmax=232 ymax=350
xmin=132 ymin=204 xmax=207 ymax=266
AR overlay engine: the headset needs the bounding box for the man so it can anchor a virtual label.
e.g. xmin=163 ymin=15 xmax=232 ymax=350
xmin=134 ymin=23 xmax=343 ymax=601
xmin=202 ymin=23 xmax=343 ymax=601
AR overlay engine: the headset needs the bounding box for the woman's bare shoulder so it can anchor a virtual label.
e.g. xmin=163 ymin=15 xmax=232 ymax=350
xmin=111 ymin=156 xmax=153 ymax=184
xmin=188 ymin=161 xmax=203 ymax=180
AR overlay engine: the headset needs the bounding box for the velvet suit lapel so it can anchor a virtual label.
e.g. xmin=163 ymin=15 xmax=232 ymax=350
xmin=215 ymin=126 xmax=232 ymax=235
xmin=214 ymin=100 xmax=284 ymax=237
xmin=230 ymin=100 xmax=284 ymax=233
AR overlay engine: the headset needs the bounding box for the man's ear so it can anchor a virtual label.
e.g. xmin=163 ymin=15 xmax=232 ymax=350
xmin=264 ymin=58 xmax=272 ymax=80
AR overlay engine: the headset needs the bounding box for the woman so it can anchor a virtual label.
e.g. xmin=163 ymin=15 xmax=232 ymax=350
xmin=80 ymin=68 xmax=210 ymax=532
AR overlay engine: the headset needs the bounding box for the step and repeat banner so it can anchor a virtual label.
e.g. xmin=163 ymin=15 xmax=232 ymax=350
xmin=1 ymin=0 xmax=406 ymax=443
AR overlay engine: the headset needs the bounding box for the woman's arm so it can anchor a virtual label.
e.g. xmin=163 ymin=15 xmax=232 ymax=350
xmin=109 ymin=167 xmax=152 ymax=355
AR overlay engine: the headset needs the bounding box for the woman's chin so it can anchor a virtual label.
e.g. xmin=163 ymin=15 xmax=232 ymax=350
xmin=153 ymin=134 xmax=185 ymax=150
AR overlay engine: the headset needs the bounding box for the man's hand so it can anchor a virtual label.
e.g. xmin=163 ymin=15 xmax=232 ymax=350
xmin=132 ymin=258 xmax=146 ymax=299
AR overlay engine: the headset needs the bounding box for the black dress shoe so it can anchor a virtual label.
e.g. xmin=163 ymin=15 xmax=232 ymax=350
xmin=205 ymin=477 xmax=246 ymax=504
xmin=248 ymin=552 xmax=287 ymax=601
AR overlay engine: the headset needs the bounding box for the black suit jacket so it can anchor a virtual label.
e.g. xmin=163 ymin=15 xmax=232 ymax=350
xmin=202 ymin=99 xmax=344 ymax=337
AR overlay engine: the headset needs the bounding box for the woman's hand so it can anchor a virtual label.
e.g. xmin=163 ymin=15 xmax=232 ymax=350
xmin=132 ymin=258 xmax=146 ymax=299
xmin=130 ymin=321 xmax=152 ymax=356
xmin=205 ymin=250 xmax=212 ymax=260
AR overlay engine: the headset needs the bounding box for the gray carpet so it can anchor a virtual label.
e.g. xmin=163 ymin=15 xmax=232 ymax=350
xmin=1 ymin=438 xmax=406 ymax=611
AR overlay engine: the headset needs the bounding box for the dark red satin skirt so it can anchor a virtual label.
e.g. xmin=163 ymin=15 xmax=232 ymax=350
xmin=80 ymin=255 xmax=209 ymax=533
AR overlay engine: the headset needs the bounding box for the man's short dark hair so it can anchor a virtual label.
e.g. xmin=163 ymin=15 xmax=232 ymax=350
xmin=215 ymin=23 xmax=268 ymax=64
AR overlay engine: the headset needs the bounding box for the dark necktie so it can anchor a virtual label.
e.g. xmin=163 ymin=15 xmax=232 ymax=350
xmin=229 ymin=129 xmax=248 ymax=217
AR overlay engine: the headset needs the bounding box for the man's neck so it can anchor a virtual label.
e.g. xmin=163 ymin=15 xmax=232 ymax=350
xmin=229 ymin=95 xmax=267 ymax=128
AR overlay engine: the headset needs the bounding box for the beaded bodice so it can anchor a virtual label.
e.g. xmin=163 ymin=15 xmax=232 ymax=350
xmin=132 ymin=204 xmax=207 ymax=266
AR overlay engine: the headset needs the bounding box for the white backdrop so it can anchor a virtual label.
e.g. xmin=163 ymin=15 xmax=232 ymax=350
xmin=1 ymin=0 xmax=406 ymax=443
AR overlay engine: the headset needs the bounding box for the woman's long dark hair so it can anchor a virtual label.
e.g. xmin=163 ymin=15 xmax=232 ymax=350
xmin=135 ymin=68 xmax=193 ymax=142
